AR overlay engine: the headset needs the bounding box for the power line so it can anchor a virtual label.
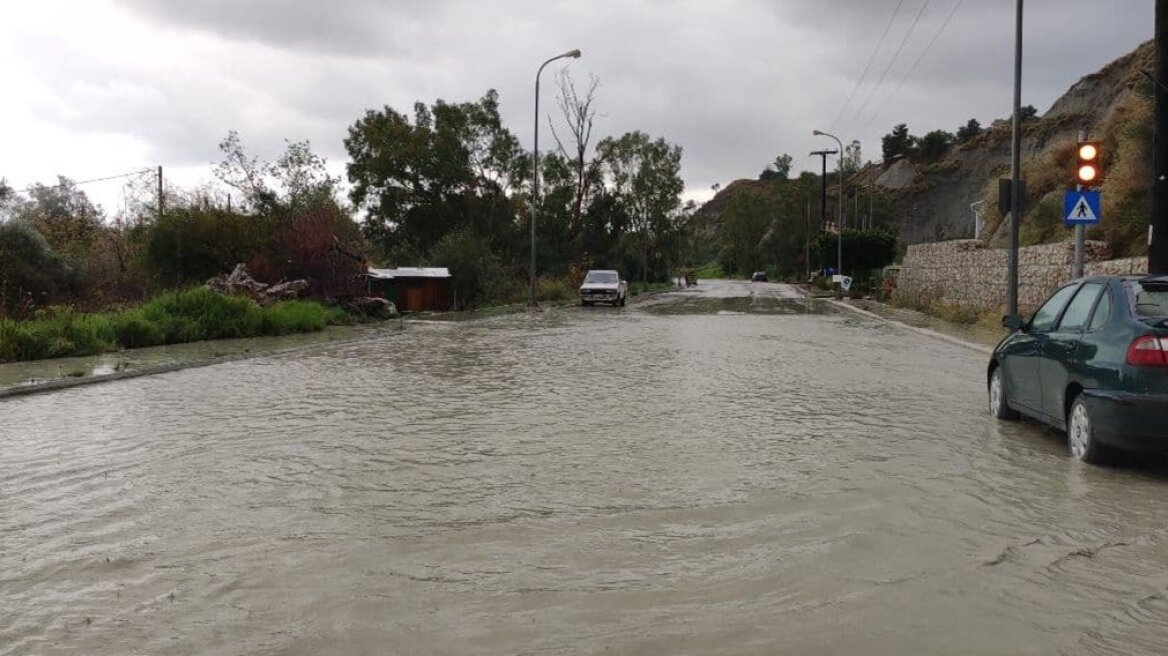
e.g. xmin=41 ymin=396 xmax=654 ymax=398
xmin=860 ymin=0 xmax=966 ymax=135
xmin=19 ymin=168 xmax=156 ymax=194
xmin=841 ymin=0 xmax=933 ymax=137
xmin=828 ymin=0 xmax=907 ymax=133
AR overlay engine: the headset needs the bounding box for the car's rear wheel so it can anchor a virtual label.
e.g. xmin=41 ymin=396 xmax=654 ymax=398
xmin=581 ymin=300 xmax=592 ymax=307
xmin=1068 ymin=395 xmax=1106 ymax=464
xmin=989 ymin=367 xmax=1019 ymax=420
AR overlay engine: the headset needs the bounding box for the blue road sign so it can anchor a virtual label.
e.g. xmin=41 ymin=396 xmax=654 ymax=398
xmin=1064 ymin=190 xmax=1101 ymax=226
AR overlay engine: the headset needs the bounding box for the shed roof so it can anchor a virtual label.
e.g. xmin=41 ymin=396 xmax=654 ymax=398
xmin=367 ymin=267 xmax=451 ymax=280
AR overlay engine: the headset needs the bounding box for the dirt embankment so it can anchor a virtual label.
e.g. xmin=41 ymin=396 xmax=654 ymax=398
xmin=871 ymin=40 xmax=1154 ymax=255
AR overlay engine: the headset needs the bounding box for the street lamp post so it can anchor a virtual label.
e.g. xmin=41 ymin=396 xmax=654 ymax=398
xmin=530 ymin=48 xmax=582 ymax=307
xmin=813 ymin=130 xmax=845 ymax=289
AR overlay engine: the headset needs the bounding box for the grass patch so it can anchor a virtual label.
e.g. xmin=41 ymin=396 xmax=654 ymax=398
xmin=536 ymin=277 xmax=575 ymax=303
xmin=690 ymin=262 xmax=725 ymax=279
xmin=0 ymin=288 xmax=351 ymax=363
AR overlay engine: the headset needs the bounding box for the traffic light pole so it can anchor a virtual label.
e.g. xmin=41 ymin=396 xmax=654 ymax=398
xmin=1151 ymin=0 xmax=1168 ymax=275
xmin=1073 ymin=129 xmax=1086 ymax=278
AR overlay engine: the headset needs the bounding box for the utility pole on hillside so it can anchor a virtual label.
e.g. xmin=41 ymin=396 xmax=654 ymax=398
xmin=1151 ymin=0 xmax=1168 ymax=274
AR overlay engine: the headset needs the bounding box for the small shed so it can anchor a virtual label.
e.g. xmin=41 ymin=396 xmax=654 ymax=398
xmin=366 ymin=267 xmax=453 ymax=313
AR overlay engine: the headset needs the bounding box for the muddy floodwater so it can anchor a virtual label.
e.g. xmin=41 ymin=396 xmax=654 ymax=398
xmin=7 ymin=281 xmax=1168 ymax=655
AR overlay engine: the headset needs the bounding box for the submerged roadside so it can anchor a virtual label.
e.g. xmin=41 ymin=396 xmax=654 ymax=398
xmin=0 ymin=322 xmax=404 ymax=399
xmin=827 ymin=294 xmax=1004 ymax=353
xmin=0 ymin=282 xmax=679 ymax=399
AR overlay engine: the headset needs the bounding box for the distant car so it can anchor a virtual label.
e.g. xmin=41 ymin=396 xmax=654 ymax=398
xmin=988 ymin=275 xmax=1168 ymax=464
xmin=751 ymin=272 xmax=768 ymax=282
xmin=580 ymin=270 xmax=627 ymax=307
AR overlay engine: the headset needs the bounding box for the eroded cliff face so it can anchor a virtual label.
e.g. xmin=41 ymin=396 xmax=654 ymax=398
xmin=693 ymin=41 xmax=1154 ymax=259
xmin=872 ymin=41 xmax=1154 ymax=254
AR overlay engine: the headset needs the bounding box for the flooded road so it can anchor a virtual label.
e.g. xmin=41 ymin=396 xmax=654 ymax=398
xmin=5 ymin=280 xmax=1168 ymax=655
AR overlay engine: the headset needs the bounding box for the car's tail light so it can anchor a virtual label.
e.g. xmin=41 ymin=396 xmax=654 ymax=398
xmin=1126 ymin=335 xmax=1168 ymax=367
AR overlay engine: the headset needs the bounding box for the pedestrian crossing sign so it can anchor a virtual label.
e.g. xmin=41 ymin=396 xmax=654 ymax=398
xmin=1064 ymin=190 xmax=1101 ymax=225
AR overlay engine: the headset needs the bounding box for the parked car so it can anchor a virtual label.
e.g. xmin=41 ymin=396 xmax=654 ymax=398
xmin=988 ymin=275 xmax=1168 ymax=463
xmin=580 ymin=270 xmax=627 ymax=307
xmin=751 ymin=271 xmax=768 ymax=282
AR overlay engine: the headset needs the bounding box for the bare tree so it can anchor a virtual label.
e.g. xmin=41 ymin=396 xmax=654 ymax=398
xmin=550 ymin=69 xmax=601 ymax=239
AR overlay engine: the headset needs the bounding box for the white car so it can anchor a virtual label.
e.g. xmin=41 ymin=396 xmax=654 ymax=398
xmin=580 ymin=270 xmax=627 ymax=307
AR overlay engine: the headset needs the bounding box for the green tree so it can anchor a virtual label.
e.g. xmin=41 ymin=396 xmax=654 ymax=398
xmin=760 ymin=153 xmax=793 ymax=181
xmin=215 ymin=131 xmax=342 ymax=215
xmin=596 ymin=131 xmax=684 ymax=283
xmin=344 ymin=90 xmax=524 ymax=260
xmin=0 ymin=221 xmax=77 ymax=316
xmin=843 ymin=141 xmax=863 ymax=176
xmin=956 ymin=118 xmax=982 ymax=142
xmin=919 ymin=130 xmax=955 ymax=163
xmin=720 ymin=188 xmax=778 ymax=276
xmin=13 ymin=178 xmax=104 ymax=262
xmin=881 ymin=124 xmax=914 ymax=162
xmin=813 ymin=228 xmax=897 ymax=278
xmin=429 ymin=228 xmax=502 ymax=309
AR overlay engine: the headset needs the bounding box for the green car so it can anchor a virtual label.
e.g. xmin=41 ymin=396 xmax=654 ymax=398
xmin=988 ymin=275 xmax=1168 ymax=464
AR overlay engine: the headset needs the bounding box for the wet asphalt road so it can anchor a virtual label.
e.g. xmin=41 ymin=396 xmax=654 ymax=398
xmin=6 ymin=280 xmax=1168 ymax=655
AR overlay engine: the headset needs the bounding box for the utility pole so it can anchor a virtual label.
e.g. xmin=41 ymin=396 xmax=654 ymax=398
xmin=810 ymin=149 xmax=837 ymax=236
xmin=1006 ymin=0 xmax=1025 ymax=317
xmin=1073 ymin=129 xmax=1086 ymax=278
xmin=1152 ymin=0 xmax=1168 ymax=274
xmin=157 ymin=166 xmax=164 ymax=221
xmin=805 ymin=195 xmax=811 ymax=282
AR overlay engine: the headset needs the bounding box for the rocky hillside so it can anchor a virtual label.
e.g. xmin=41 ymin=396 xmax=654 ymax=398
xmin=695 ymin=40 xmax=1155 ymax=259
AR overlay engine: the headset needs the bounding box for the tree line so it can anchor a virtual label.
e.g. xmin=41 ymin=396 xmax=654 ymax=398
xmin=0 ymin=73 xmax=690 ymax=318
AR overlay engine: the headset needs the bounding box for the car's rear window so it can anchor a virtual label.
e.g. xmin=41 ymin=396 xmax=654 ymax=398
xmin=585 ymin=272 xmax=618 ymax=284
xmin=1129 ymin=280 xmax=1168 ymax=318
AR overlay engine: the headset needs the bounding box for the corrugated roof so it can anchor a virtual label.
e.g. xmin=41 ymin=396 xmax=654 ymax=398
xmin=367 ymin=267 xmax=451 ymax=279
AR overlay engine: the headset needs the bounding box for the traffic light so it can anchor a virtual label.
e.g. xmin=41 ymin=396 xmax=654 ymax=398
xmin=1076 ymin=140 xmax=1102 ymax=187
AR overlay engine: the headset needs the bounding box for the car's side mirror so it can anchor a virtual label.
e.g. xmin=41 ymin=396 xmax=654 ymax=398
xmin=1001 ymin=315 xmax=1024 ymax=331
xmin=621 ymin=280 xmax=627 ymax=285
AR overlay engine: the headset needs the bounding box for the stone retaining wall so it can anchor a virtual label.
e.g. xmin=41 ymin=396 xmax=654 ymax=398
xmin=893 ymin=239 xmax=1146 ymax=315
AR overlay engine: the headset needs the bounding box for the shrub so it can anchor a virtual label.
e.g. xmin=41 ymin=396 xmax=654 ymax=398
xmin=536 ymin=277 xmax=574 ymax=302
xmin=0 ymin=287 xmax=350 ymax=363
xmin=261 ymin=300 xmax=331 ymax=335
xmin=429 ymin=229 xmax=502 ymax=309
xmin=110 ymin=309 xmax=165 ymax=349
xmin=0 ymin=310 xmax=113 ymax=362
xmin=0 ymin=221 xmax=77 ymax=318
xmin=139 ymin=288 xmax=263 ymax=341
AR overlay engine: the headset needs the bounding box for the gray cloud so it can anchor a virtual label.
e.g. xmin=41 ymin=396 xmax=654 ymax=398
xmin=6 ymin=0 xmax=1156 ymax=204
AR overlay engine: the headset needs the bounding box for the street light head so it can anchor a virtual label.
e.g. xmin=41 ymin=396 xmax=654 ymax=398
xmin=567 ymin=49 xmax=582 ymax=58
xmin=813 ymin=130 xmax=823 ymax=136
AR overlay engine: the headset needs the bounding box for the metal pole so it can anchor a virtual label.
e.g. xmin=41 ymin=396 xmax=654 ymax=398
xmin=1152 ymin=0 xmax=1168 ymax=274
xmin=157 ymin=166 xmax=163 ymax=221
xmin=530 ymin=49 xmax=581 ymax=307
xmin=1007 ymin=0 xmax=1024 ymax=317
xmin=805 ymin=195 xmax=811 ymax=282
xmin=819 ymin=155 xmax=828 ymax=233
xmin=529 ymin=66 xmax=543 ymax=307
xmin=1073 ymin=128 xmax=1086 ymax=278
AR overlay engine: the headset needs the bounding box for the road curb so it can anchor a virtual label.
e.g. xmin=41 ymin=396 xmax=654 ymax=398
xmin=821 ymin=296 xmax=994 ymax=356
xmin=0 ymin=326 xmax=404 ymax=401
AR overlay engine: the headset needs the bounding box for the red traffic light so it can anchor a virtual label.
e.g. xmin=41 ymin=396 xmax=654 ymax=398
xmin=1076 ymin=141 xmax=1101 ymax=186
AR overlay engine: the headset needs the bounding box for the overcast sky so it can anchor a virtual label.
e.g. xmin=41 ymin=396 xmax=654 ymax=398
xmin=0 ymin=0 xmax=1153 ymax=215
